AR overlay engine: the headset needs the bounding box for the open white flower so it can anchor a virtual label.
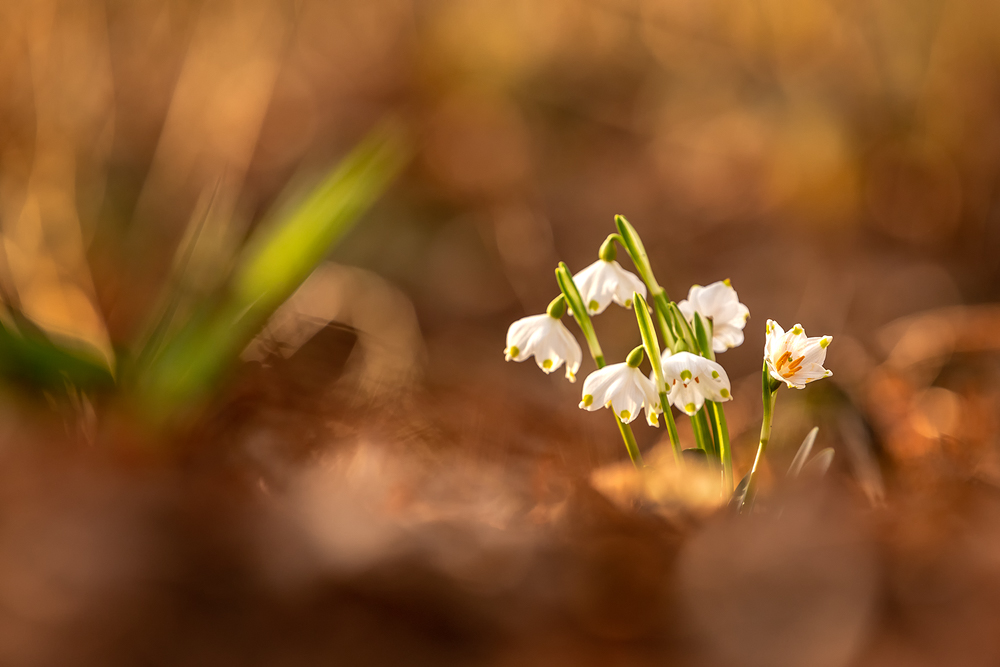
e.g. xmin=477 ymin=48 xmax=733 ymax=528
xmin=764 ymin=320 xmax=833 ymax=389
xmin=573 ymin=258 xmax=647 ymax=315
xmin=657 ymin=351 xmax=732 ymax=416
xmin=677 ymin=280 xmax=750 ymax=353
xmin=504 ymin=298 xmax=582 ymax=381
xmin=579 ymin=349 xmax=660 ymax=426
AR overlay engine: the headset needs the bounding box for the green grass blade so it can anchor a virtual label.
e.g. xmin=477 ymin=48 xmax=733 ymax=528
xmin=0 ymin=316 xmax=114 ymax=393
xmin=136 ymin=121 xmax=409 ymax=420
xmin=787 ymin=426 xmax=820 ymax=478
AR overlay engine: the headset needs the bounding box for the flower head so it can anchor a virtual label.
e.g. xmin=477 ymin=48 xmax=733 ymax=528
xmin=572 ymin=259 xmax=647 ymax=316
xmin=579 ymin=349 xmax=660 ymax=426
xmin=504 ymin=299 xmax=582 ymax=381
xmin=678 ymin=280 xmax=750 ymax=353
xmin=764 ymin=320 xmax=833 ymax=389
xmin=658 ymin=351 xmax=732 ymax=416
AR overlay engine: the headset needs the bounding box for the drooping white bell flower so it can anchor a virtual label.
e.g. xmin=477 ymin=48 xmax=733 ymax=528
xmin=572 ymin=237 xmax=647 ymax=315
xmin=579 ymin=347 xmax=660 ymax=426
xmin=573 ymin=259 xmax=647 ymax=315
xmin=677 ymin=280 xmax=750 ymax=353
xmin=764 ymin=320 xmax=832 ymax=389
xmin=504 ymin=296 xmax=582 ymax=382
xmin=657 ymin=350 xmax=733 ymax=416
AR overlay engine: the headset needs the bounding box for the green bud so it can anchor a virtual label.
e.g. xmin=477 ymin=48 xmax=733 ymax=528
xmin=634 ymin=292 xmax=665 ymax=392
xmin=626 ymin=345 xmax=645 ymax=368
xmin=546 ymin=294 xmax=567 ymax=319
xmin=599 ymin=235 xmax=618 ymax=262
xmin=614 ymin=215 xmax=660 ymax=292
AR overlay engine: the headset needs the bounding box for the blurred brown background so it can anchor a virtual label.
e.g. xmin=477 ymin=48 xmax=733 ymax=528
xmin=2 ymin=0 xmax=1000 ymax=665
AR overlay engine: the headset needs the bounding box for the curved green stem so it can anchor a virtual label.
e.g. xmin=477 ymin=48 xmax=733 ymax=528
xmin=709 ymin=401 xmax=733 ymax=492
xmin=556 ymin=263 xmax=641 ymax=468
xmin=634 ymin=293 xmax=682 ymax=465
xmin=556 ymin=263 xmax=604 ymax=366
xmin=692 ymin=409 xmax=715 ymax=457
xmin=744 ymin=362 xmax=779 ymax=512
xmin=650 ymin=291 xmax=676 ymax=351
xmin=660 ymin=391 xmax=683 ymax=464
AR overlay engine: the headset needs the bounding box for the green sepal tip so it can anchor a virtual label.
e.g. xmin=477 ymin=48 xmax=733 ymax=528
xmin=599 ymin=234 xmax=619 ymax=262
xmin=546 ymin=294 xmax=567 ymax=319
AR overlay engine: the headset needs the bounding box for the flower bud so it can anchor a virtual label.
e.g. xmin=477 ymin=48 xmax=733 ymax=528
xmin=598 ymin=235 xmax=618 ymax=262
xmin=546 ymin=294 xmax=567 ymax=319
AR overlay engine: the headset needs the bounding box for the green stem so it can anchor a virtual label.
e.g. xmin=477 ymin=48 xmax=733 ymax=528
xmin=692 ymin=409 xmax=715 ymax=457
xmin=709 ymin=401 xmax=733 ymax=492
xmin=706 ymin=402 xmax=720 ymax=448
xmin=634 ymin=293 xmax=681 ymax=465
xmin=744 ymin=362 xmax=779 ymax=512
xmin=556 ymin=263 xmax=641 ymax=469
xmin=616 ymin=416 xmax=645 ymax=470
xmin=660 ymin=391 xmax=682 ymax=464
xmin=699 ymin=319 xmax=732 ymax=490
xmin=651 ymin=291 xmax=676 ymax=350
xmin=615 ymin=215 xmax=666 ymax=299
xmin=556 ymin=263 xmax=605 ymax=366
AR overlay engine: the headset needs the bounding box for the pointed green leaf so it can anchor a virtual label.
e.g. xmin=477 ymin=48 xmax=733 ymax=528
xmin=787 ymin=426 xmax=820 ymax=478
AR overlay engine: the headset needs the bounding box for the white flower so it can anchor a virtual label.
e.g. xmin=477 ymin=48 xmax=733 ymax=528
xmin=504 ymin=313 xmax=582 ymax=381
xmin=764 ymin=320 xmax=833 ymax=389
xmin=658 ymin=351 xmax=733 ymax=416
xmin=678 ymin=280 xmax=750 ymax=353
xmin=572 ymin=259 xmax=647 ymax=315
xmin=579 ymin=362 xmax=660 ymax=426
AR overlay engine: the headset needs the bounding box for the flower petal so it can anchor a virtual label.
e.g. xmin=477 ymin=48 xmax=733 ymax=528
xmin=580 ymin=364 xmax=622 ymax=410
xmin=712 ymin=323 xmax=745 ymax=353
xmin=573 ymin=260 xmax=646 ymax=315
xmin=606 ymin=261 xmax=646 ymax=308
xmin=608 ymin=373 xmax=644 ymax=423
xmin=681 ymin=281 xmax=749 ymax=352
xmin=573 ymin=261 xmax=614 ymax=315
xmin=696 ymin=357 xmax=733 ymax=403
xmin=669 ymin=381 xmax=705 ymax=416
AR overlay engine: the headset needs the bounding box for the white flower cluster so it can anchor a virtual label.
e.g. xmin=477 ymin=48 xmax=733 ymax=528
xmin=503 ymin=221 xmax=833 ymax=464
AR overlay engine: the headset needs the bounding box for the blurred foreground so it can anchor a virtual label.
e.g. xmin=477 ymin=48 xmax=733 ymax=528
xmin=0 ymin=0 xmax=999 ymax=665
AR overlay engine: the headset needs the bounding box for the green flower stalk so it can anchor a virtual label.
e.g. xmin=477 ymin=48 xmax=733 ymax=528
xmin=693 ymin=312 xmax=733 ymax=491
xmin=558 ymin=263 xmax=651 ymax=469
xmin=556 ymin=263 xmax=605 ymax=367
xmin=743 ymin=319 xmax=834 ymax=511
xmin=744 ymin=361 xmax=779 ymax=512
xmin=634 ymin=293 xmax=682 ymax=464
xmin=614 ymin=215 xmax=666 ymax=301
